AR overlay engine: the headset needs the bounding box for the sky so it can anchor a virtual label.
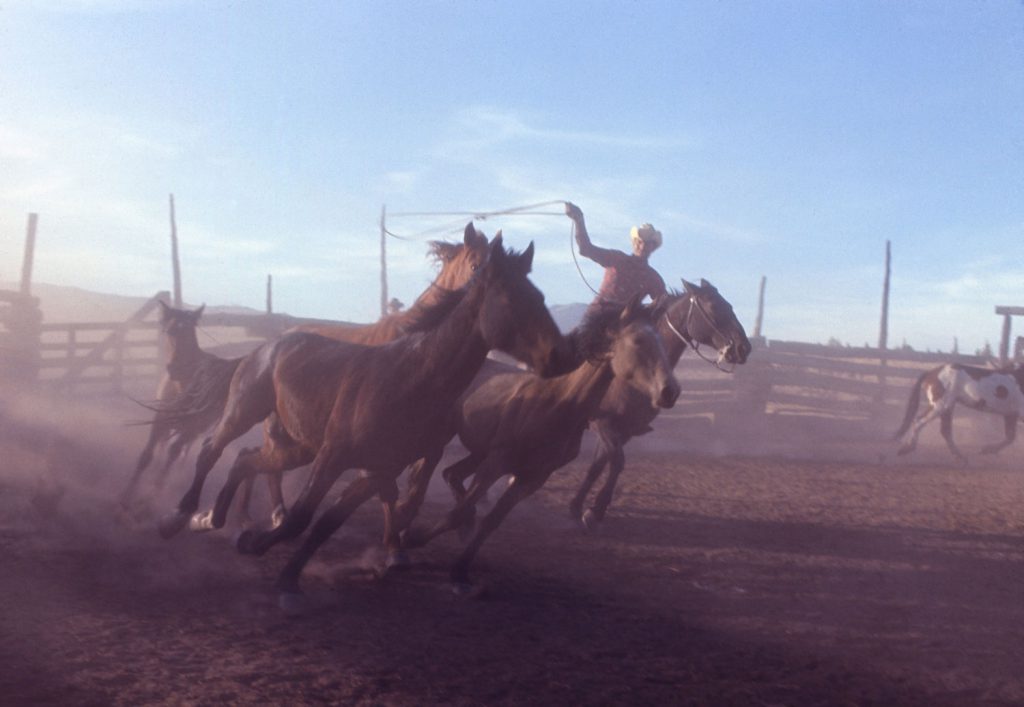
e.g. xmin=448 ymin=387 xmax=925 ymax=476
xmin=1 ymin=0 xmax=1021 ymax=352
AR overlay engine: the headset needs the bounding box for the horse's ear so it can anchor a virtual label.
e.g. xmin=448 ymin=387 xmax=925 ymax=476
xmin=463 ymin=222 xmax=479 ymax=247
xmin=520 ymin=241 xmax=535 ymax=273
xmin=194 ymin=304 xmax=205 ymax=320
xmin=700 ymin=278 xmax=716 ymax=291
xmin=494 ymin=229 xmax=502 ymax=240
xmin=681 ymin=278 xmax=699 ymax=294
xmin=157 ymin=299 xmax=171 ymax=321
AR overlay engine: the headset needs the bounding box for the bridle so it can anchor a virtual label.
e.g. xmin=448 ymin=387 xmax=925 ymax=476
xmin=663 ymin=293 xmax=738 ymax=373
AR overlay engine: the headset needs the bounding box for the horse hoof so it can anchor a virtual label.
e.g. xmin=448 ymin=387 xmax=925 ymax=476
xmin=158 ymin=511 xmax=189 ymax=539
xmin=188 ymin=510 xmax=216 ymax=533
xmin=277 ymin=591 xmax=309 ymax=616
xmin=235 ymin=529 xmax=260 ymax=554
xmin=581 ymin=509 xmax=601 ymax=532
xmin=271 ymin=505 xmax=287 ymax=529
xmin=385 ymin=550 xmax=412 ymax=570
xmin=400 ymin=528 xmax=425 ymax=550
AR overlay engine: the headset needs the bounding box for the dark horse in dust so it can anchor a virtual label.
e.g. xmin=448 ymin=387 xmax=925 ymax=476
xmin=145 ymin=226 xmax=490 ymax=526
xmin=402 ymin=297 xmax=680 ymax=591
xmin=121 ymin=301 xmax=242 ymax=508
xmin=160 ymin=234 xmax=568 ymax=607
xmin=894 ymin=362 xmax=1024 ymax=462
xmin=570 ymin=279 xmax=751 ymax=528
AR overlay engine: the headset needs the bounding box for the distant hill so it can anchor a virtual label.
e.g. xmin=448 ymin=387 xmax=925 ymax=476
xmin=2 ymin=280 xmax=592 ymax=335
xmin=0 ymin=281 xmax=264 ymax=324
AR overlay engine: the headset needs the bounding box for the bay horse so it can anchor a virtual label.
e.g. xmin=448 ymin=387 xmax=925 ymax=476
xmin=569 ymin=278 xmax=751 ymax=529
xmin=147 ymin=225 xmax=489 ymax=527
xmin=159 ymin=235 xmax=568 ymax=607
xmin=894 ymin=363 xmax=1024 ymax=462
xmin=121 ymin=301 xmax=234 ymax=507
xmin=401 ymin=297 xmax=680 ymax=593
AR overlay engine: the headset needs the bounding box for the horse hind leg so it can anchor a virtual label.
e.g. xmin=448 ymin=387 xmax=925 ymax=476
xmin=938 ymin=410 xmax=967 ymax=464
xmin=450 ymin=470 xmax=548 ymax=594
xmin=120 ymin=421 xmax=169 ymax=507
xmin=981 ymin=414 xmax=1018 ymax=456
xmin=897 ymin=404 xmax=942 ymax=457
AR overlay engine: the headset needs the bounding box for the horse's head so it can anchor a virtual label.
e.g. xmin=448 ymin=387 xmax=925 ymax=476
xmin=158 ymin=300 xmax=204 ymax=345
xmin=666 ymin=279 xmax=751 ymax=367
xmin=428 ymin=223 xmax=491 ymax=291
xmin=608 ymin=298 xmax=680 ymax=409
xmin=476 ymin=233 xmax=568 ymax=376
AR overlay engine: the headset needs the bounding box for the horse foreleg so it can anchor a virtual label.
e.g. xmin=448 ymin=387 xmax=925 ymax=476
xmin=981 ymin=413 xmax=1018 ymax=455
xmin=275 ymin=472 xmax=385 ymax=603
xmin=379 ymin=449 xmax=444 ymax=568
xmin=939 ymin=410 xmax=967 ymax=463
xmin=569 ymin=436 xmax=611 ymax=523
xmin=897 ymin=404 xmax=942 ymax=457
xmin=586 ymin=441 xmax=627 ymax=529
xmin=121 ymin=420 xmax=169 ymax=506
xmin=449 ymin=471 xmax=548 ymax=593
xmin=158 ymin=434 xmax=225 ymax=538
xmin=236 ymin=445 xmax=347 ymax=556
xmin=404 ymin=453 xmax=499 ymax=549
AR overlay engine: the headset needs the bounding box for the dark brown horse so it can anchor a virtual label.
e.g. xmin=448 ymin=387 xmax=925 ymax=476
xmin=160 ymin=235 xmax=568 ymax=608
xmin=569 ymin=279 xmax=751 ymax=529
xmin=401 ymin=298 xmax=679 ymax=592
xmin=121 ymin=301 xmax=237 ymax=507
xmin=148 ymin=226 xmax=490 ymax=527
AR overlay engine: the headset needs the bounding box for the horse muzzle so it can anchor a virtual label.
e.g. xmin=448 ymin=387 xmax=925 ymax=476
xmin=656 ymin=378 xmax=680 ymax=409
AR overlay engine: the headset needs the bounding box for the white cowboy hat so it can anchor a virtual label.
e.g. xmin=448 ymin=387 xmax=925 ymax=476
xmin=630 ymin=223 xmax=662 ymax=249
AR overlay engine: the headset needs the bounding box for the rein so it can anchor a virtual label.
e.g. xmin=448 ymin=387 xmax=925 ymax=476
xmin=664 ymin=294 xmax=736 ymax=373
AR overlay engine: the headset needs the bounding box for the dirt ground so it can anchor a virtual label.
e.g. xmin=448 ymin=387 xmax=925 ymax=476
xmin=1 ymin=397 xmax=1023 ymax=706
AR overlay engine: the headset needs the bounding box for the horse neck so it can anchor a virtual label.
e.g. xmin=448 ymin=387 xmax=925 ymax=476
xmin=409 ymin=284 xmax=491 ymax=394
xmin=556 ymin=358 xmax=616 ymax=416
xmin=166 ymin=329 xmax=202 ymax=364
xmin=656 ymin=298 xmax=691 ymax=365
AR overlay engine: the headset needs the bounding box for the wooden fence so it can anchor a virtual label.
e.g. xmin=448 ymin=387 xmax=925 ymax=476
xmin=27 ymin=292 xmax=344 ymax=396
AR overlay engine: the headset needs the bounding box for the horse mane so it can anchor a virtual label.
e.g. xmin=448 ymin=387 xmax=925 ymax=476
xmin=567 ymin=302 xmax=635 ymax=363
xmin=427 ymin=239 xmax=462 ymax=266
xmin=401 ymin=285 xmax=467 ymax=334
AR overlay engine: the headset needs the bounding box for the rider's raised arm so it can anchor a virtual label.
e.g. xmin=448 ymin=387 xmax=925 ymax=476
xmin=565 ymin=202 xmax=619 ymax=268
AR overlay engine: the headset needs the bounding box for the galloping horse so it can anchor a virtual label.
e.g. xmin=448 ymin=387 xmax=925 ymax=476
xmin=402 ymin=298 xmax=679 ymax=592
xmin=121 ymin=301 xmax=237 ymax=507
xmin=160 ymin=235 xmax=568 ymax=608
xmin=150 ymin=225 xmax=490 ymax=527
xmin=894 ymin=362 xmax=1024 ymax=462
xmin=569 ymin=279 xmax=751 ymax=528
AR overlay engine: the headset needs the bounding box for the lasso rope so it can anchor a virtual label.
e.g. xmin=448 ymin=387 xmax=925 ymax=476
xmin=386 ymin=199 xmax=602 ymax=297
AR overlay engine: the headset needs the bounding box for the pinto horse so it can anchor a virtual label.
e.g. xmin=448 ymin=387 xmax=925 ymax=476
xmin=894 ymin=363 xmax=1024 ymax=462
xmin=569 ymin=279 xmax=751 ymax=528
xmin=160 ymin=235 xmax=568 ymax=606
xmin=402 ymin=298 xmax=679 ymax=592
xmin=149 ymin=225 xmax=489 ymax=527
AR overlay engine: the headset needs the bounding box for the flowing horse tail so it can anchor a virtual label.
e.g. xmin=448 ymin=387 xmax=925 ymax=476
xmin=892 ymin=370 xmax=928 ymax=440
xmin=152 ymin=355 xmax=243 ymax=434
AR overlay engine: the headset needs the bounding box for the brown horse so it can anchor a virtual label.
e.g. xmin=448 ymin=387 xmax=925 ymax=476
xmin=569 ymin=278 xmax=751 ymax=528
xmin=120 ymin=301 xmax=236 ymax=507
xmin=401 ymin=298 xmax=679 ymax=592
xmin=160 ymin=235 xmax=568 ymax=606
xmin=148 ymin=225 xmax=490 ymax=527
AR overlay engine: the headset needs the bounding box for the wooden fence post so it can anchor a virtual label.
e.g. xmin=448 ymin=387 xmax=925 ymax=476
xmin=380 ymin=204 xmax=388 ymax=319
xmin=21 ymin=213 xmax=37 ymax=297
xmin=169 ymin=194 xmax=182 ymax=307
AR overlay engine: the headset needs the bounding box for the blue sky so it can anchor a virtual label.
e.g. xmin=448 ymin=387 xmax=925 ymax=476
xmin=1 ymin=1 xmax=1021 ymax=352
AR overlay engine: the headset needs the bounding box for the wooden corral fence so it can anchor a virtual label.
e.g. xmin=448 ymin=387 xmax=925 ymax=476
xmin=667 ymin=339 xmax=994 ymax=439
xmin=0 ymin=288 xmax=43 ymax=385
xmin=32 ymin=291 xmax=344 ymax=396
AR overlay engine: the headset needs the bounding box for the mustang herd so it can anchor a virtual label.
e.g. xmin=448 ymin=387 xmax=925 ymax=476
xmin=122 ymin=223 xmax=1020 ymax=610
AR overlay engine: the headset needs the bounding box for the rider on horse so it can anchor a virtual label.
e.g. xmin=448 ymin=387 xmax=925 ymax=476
xmin=564 ymin=202 xmax=667 ymax=313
